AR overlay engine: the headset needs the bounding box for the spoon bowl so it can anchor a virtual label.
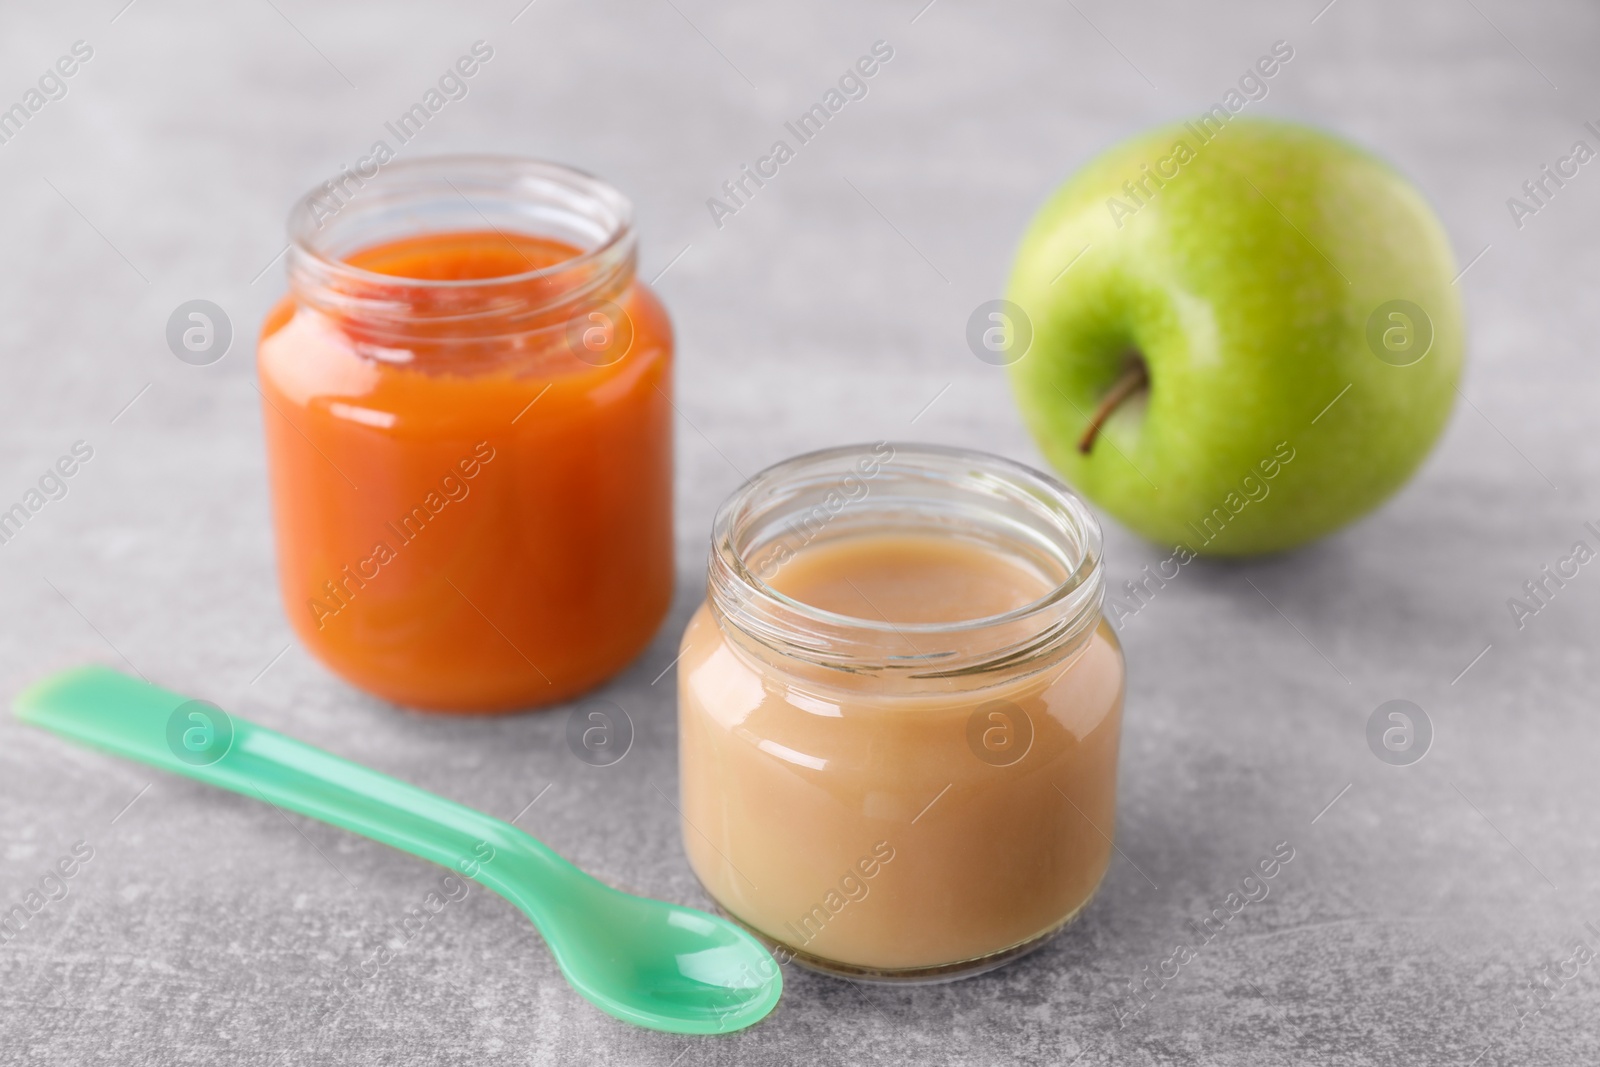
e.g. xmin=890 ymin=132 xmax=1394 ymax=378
xmin=14 ymin=665 xmax=781 ymax=1035
xmin=491 ymin=838 xmax=781 ymax=1032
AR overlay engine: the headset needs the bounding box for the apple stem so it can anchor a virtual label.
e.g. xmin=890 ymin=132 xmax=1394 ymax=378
xmin=1077 ymin=358 xmax=1149 ymax=455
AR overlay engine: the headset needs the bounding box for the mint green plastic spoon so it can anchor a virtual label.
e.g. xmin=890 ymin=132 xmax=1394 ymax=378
xmin=14 ymin=665 xmax=781 ymax=1035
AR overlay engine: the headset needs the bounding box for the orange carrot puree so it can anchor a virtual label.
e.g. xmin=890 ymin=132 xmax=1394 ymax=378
xmin=258 ymin=230 xmax=673 ymax=711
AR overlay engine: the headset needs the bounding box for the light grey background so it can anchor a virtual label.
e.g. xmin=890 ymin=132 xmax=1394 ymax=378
xmin=0 ymin=1 xmax=1596 ymax=1064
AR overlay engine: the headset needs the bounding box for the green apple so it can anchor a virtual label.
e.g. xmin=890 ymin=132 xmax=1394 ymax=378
xmin=1005 ymin=117 xmax=1462 ymax=556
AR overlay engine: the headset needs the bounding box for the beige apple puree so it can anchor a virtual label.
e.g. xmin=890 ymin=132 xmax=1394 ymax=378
xmin=678 ymin=444 xmax=1125 ymax=979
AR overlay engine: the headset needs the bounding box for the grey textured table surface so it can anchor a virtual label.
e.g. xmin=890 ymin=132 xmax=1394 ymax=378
xmin=1 ymin=1 xmax=1596 ymax=1064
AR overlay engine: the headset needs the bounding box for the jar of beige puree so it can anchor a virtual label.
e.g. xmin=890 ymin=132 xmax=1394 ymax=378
xmin=677 ymin=443 xmax=1125 ymax=980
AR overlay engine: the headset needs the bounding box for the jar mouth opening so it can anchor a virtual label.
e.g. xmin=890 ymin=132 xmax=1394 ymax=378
xmin=708 ymin=443 xmax=1106 ymax=674
xmin=286 ymin=154 xmax=634 ymax=292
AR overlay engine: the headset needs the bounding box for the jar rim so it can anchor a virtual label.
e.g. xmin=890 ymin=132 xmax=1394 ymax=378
xmin=285 ymin=154 xmax=635 ymax=293
xmin=708 ymin=443 xmax=1107 ymax=676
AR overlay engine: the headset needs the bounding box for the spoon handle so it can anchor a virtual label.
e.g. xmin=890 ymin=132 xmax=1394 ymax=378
xmin=14 ymin=665 xmax=577 ymax=900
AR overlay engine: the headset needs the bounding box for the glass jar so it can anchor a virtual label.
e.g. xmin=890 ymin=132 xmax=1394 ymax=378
xmin=258 ymin=157 xmax=673 ymax=712
xmin=677 ymin=443 xmax=1124 ymax=980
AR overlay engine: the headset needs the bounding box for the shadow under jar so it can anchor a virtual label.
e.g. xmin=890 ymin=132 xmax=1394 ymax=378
xmin=258 ymin=157 xmax=673 ymax=712
xmin=678 ymin=443 xmax=1125 ymax=980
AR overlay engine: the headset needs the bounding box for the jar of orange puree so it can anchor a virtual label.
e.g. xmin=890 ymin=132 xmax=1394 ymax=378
xmin=679 ymin=444 xmax=1125 ymax=979
xmin=259 ymin=157 xmax=672 ymax=711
